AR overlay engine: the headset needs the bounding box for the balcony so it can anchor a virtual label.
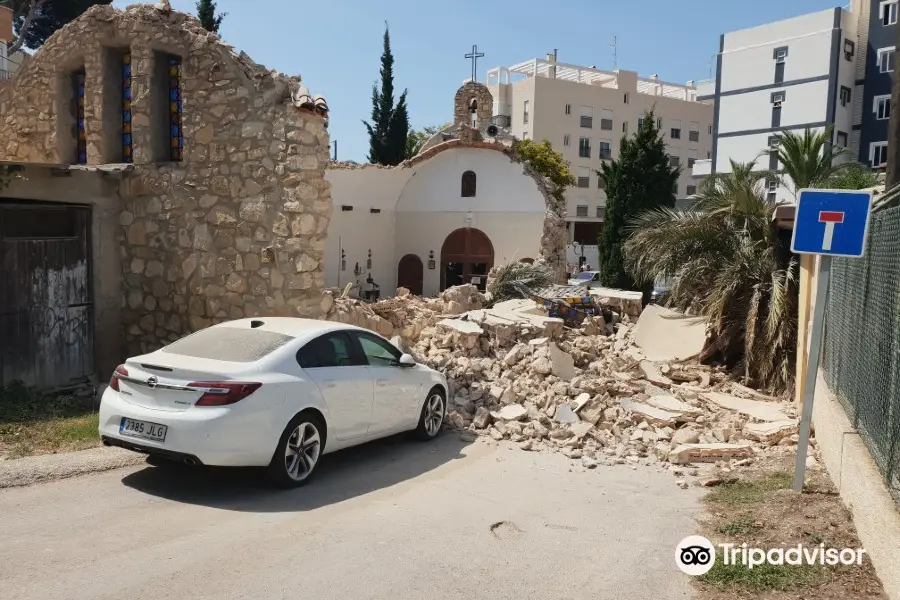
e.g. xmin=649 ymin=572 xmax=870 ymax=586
xmin=692 ymin=158 xmax=712 ymax=177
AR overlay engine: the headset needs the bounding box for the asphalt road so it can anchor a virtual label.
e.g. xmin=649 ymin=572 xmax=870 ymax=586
xmin=0 ymin=435 xmax=702 ymax=600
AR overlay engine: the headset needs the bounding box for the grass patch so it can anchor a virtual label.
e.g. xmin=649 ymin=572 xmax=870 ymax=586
xmin=0 ymin=381 xmax=101 ymax=458
xmin=705 ymin=471 xmax=792 ymax=507
xmin=718 ymin=514 xmax=756 ymax=536
xmin=699 ymin=560 xmax=824 ymax=591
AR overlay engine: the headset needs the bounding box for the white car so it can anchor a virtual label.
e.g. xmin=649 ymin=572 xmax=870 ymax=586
xmin=99 ymin=318 xmax=448 ymax=487
xmin=567 ymin=271 xmax=601 ymax=286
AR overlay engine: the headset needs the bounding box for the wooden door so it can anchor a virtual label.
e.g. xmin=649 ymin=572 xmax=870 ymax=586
xmin=396 ymin=254 xmax=424 ymax=296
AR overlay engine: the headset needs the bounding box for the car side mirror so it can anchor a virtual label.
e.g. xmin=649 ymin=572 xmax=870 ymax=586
xmin=398 ymin=354 xmax=416 ymax=367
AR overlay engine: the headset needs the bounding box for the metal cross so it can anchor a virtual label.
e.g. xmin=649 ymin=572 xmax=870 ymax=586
xmin=465 ymin=45 xmax=485 ymax=82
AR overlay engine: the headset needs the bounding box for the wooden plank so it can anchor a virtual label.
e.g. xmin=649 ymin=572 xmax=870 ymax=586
xmin=795 ymin=254 xmax=815 ymax=409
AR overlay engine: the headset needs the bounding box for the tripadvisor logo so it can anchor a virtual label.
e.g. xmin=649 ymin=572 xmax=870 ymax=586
xmin=675 ymin=536 xmax=867 ymax=575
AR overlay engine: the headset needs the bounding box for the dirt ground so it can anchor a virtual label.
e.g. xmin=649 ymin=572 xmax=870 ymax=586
xmin=695 ymin=454 xmax=887 ymax=600
xmin=0 ymin=384 xmax=101 ymax=459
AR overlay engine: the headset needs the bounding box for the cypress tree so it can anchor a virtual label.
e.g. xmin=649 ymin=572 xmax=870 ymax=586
xmin=363 ymin=23 xmax=410 ymax=165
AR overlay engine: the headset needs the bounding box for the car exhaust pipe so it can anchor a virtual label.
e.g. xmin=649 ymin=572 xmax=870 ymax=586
xmin=183 ymin=457 xmax=198 ymax=466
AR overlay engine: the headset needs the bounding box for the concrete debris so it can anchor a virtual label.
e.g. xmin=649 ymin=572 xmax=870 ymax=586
xmin=668 ymin=443 xmax=754 ymax=465
xmin=321 ymin=283 xmax=799 ymax=471
xmin=632 ymin=304 xmax=707 ymax=362
xmin=743 ymin=420 xmax=798 ymax=444
xmin=701 ymin=392 xmax=792 ymax=423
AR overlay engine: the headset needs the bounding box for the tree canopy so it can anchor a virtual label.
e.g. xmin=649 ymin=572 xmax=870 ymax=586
xmin=362 ymin=24 xmax=410 ymax=166
xmin=5 ymin=0 xmax=112 ymax=53
xmin=597 ymin=109 xmax=679 ymax=292
xmin=196 ymin=0 xmax=226 ymax=33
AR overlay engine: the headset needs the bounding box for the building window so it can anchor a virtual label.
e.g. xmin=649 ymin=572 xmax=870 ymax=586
xmin=871 ymin=142 xmax=889 ymax=168
xmin=875 ymin=94 xmax=892 ymax=120
xmin=671 ymin=119 xmax=681 ymax=139
xmin=638 ymin=117 xmax=644 ymax=129
xmin=523 ymin=100 xmax=529 ymax=124
xmin=771 ymin=91 xmax=784 ymax=128
xmin=341 ymin=205 xmax=353 ymax=212
xmin=878 ymin=47 xmax=895 ymax=73
xmin=774 ymin=47 xmax=788 ymax=64
xmin=688 ymin=149 xmax=697 ymax=168
xmin=598 ymin=140 xmax=611 ymax=159
xmin=622 ymin=121 xmax=628 ymax=134
xmin=122 ymin=53 xmax=133 ymax=163
xmin=522 ymin=131 xmax=529 ymax=139
xmin=577 ymin=166 xmax=590 ymax=188
xmin=596 ymin=205 xmax=605 ymax=218
xmin=669 ymin=154 xmax=680 ymax=168
xmin=672 ymin=182 xmax=679 ymax=195
xmin=461 ymin=170 xmax=476 ymax=197
xmin=598 ymin=174 xmax=606 ymax=189
xmin=563 ymin=134 xmax=570 ymax=147
xmin=767 ymin=179 xmax=778 ymax=193
xmin=74 ymin=70 xmax=87 ymax=165
xmin=686 ymin=185 xmax=697 ymax=196
xmin=623 ymin=92 xmax=629 ymax=104
xmin=168 ymin=56 xmax=184 ymax=161
xmin=840 ymin=86 xmax=851 ymax=107
xmin=707 ymin=151 xmax=712 ymax=158
xmin=881 ymin=0 xmax=898 ymax=26
xmin=578 ymin=137 xmax=592 ymax=158
xmin=836 ymin=131 xmax=848 ymax=147
xmin=656 ymin=117 xmax=663 ymax=129
xmin=576 ymin=205 xmax=588 ymax=217
xmin=708 ymin=124 xmax=713 ymax=135
xmin=565 ymin=103 xmax=571 ymax=115
xmin=689 ymin=122 xmax=699 ymax=142
xmin=580 ymin=106 xmax=593 ymax=128
xmin=845 ymin=39 xmax=856 ymax=61
xmin=774 ymin=62 xmax=785 ymax=84
xmin=600 ymin=109 xmax=613 ymax=130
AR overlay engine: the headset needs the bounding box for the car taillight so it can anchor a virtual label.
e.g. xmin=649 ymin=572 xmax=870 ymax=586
xmin=190 ymin=382 xmax=262 ymax=406
xmin=109 ymin=365 xmax=128 ymax=392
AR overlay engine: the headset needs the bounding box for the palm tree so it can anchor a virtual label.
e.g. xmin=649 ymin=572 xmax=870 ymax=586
xmin=774 ymin=128 xmax=852 ymax=196
xmin=625 ymin=160 xmax=797 ymax=393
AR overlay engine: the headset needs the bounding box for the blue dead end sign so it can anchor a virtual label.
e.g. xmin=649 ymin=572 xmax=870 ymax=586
xmin=790 ymin=188 xmax=874 ymax=258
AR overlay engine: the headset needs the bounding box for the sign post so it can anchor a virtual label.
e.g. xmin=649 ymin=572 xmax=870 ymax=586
xmin=790 ymin=188 xmax=874 ymax=492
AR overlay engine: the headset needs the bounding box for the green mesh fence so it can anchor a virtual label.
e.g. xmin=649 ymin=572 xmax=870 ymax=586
xmin=822 ymin=205 xmax=900 ymax=507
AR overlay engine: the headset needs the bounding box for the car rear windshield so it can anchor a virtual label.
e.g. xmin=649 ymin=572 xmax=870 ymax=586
xmin=161 ymin=327 xmax=294 ymax=362
xmin=576 ymin=272 xmax=593 ymax=280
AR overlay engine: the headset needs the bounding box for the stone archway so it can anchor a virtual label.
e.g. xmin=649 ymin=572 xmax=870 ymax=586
xmin=397 ymin=254 xmax=424 ymax=296
xmin=440 ymin=227 xmax=494 ymax=292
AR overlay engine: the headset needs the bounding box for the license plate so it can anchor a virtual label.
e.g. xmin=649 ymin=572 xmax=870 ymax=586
xmin=119 ymin=418 xmax=167 ymax=442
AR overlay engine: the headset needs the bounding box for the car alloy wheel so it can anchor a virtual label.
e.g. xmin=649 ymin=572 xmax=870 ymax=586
xmin=284 ymin=421 xmax=321 ymax=482
xmin=423 ymin=392 xmax=445 ymax=437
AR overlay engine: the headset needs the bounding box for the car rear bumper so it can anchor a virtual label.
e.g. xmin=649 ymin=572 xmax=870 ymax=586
xmin=98 ymin=388 xmax=275 ymax=467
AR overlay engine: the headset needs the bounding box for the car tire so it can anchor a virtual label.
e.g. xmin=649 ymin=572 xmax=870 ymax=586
xmin=266 ymin=412 xmax=325 ymax=488
xmin=413 ymin=387 xmax=445 ymax=441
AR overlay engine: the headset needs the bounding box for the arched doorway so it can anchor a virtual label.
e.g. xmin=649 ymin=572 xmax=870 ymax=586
xmin=440 ymin=228 xmax=494 ymax=292
xmin=396 ymin=254 xmax=424 ymax=296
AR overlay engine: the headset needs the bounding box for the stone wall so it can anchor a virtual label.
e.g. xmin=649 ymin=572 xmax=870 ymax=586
xmin=0 ymin=4 xmax=332 ymax=357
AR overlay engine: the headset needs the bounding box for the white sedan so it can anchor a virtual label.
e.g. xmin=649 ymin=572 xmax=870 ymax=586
xmin=99 ymin=318 xmax=448 ymax=487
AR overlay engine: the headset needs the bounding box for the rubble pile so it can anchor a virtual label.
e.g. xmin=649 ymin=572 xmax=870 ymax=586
xmin=322 ymin=284 xmax=802 ymax=479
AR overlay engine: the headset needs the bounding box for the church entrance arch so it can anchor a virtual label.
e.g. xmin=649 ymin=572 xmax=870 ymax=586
xmin=440 ymin=228 xmax=494 ymax=292
xmin=397 ymin=254 xmax=424 ymax=296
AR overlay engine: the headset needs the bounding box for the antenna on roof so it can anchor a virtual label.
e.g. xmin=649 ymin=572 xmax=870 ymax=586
xmin=610 ymin=36 xmax=618 ymax=70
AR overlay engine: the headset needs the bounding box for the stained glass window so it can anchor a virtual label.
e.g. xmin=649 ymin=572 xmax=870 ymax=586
xmin=122 ymin=53 xmax=133 ymax=163
xmin=75 ymin=71 xmax=86 ymax=165
xmin=169 ymin=56 xmax=183 ymax=161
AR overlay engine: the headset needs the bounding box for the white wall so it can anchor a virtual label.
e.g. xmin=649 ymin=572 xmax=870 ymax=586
xmin=395 ymin=148 xmax=545 ymax=213
xmin=324 ymin=147 xmax=546 ymax=297
xmin=717 ymin=80 xmax=830 ymax=134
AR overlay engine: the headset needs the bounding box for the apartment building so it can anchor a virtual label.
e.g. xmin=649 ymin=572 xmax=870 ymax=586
xmin=855 ymin=0 xmax=897 ymax=167
xmin=694 ymin=7 xmax=858 ymax=204
xmin=486 ymin=53 xmax=713 ymax=256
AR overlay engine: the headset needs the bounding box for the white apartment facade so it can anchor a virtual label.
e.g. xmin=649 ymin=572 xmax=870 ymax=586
xmin=487 ymin=54 xmax=713 ymax=265
xmin=694 ymin=6 xmax=859 ymax=202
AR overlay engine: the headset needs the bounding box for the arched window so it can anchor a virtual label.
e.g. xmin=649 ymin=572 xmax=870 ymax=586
xmin=461 ymin=170 xmax=476 ymax=197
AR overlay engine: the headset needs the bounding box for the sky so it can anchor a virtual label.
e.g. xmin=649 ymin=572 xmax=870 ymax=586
xmin=112 ymin=0 xmax=844 ymax=162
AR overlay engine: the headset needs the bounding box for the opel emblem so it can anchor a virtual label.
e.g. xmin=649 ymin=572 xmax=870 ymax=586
xmin=147 ymin=376 xmax=158 ymax=389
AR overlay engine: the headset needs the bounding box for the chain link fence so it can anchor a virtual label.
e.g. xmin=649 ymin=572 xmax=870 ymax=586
xmin=822 ymin=205 xmax=900 ymax=507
